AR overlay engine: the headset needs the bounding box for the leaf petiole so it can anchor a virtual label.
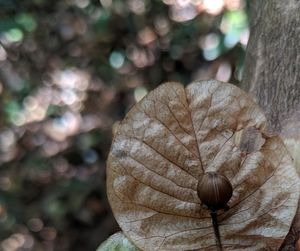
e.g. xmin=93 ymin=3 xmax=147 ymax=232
xmin=210 ymin=211 xmax=223 ymax=251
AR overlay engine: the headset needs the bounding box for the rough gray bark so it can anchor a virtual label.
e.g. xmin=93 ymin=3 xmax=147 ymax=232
xmin=241 ymin=0 xmax=300 ymax=133
xmin=241 ymin=1 xmax=300 ymax=250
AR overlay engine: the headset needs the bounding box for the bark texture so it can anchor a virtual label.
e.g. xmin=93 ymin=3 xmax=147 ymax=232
xmin=242 ymin=1 xmax=300 ymax=249
xmin=241 ymin=0 xmax=300 ymax=133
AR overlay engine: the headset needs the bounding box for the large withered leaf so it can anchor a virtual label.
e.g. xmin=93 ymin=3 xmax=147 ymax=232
xmin=107 ymin=80 xmax=300 ymax=250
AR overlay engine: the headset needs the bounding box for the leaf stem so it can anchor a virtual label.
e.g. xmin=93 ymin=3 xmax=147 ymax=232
xmin=210 ymin=211 xmax=223 ymax=251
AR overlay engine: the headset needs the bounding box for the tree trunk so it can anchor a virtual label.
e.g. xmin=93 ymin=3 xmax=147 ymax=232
xmin=241 ymin=0 xmax=300 ymax=133
xmin=241 ymin=1 xmax=300 ymax=249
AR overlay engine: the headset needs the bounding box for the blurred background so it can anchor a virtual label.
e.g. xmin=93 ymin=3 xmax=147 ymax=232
xmin=0 ymin=0 xmax=249 ymax=250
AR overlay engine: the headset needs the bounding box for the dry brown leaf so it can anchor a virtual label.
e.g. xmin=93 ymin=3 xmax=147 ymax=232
xmin=107 ymin=80 xmax=300 ymax=250
xmin=280 ymin=114 xmax=300 ymax=250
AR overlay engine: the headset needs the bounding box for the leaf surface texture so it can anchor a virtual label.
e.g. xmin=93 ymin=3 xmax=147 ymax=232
xmin=107 ymin=80 xmax=300 ymax=250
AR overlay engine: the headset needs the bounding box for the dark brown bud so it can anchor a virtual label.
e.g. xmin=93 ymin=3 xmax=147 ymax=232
xmin=197 ymin=172 xmax=233 ymax=211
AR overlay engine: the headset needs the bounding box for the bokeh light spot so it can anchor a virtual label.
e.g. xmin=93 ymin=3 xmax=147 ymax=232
xmin=15 ymin=14 xmax=37 ymax=32
xmin=216 ymin=62 xmax=231 ymax=82
xmin=100 ymin=0 xmax=112 ymax=8
xmin=0 ymin=45 xmax=7 ymax=61
xmin=83 ymin=149 xmax=98 ymax=164
xmin=134 ymin=86 xmax=148 ymax=102
xmin=203 ymin=0 xmax=224 ymax=15
xmin=109 ymin=51 xmax=125 ymax=69
xmin=5 ymin=28 xmax=24 ymax=43
xmin=27 ymin=218 xmax=44 ymax=232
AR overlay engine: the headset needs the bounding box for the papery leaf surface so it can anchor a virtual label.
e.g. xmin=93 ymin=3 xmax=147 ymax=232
xmin=107 ymin=80 xmax=300 ymax=250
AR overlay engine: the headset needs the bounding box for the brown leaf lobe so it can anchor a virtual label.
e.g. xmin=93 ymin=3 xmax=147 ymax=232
xmin=107 ymin=80 xmax=300 ymax=250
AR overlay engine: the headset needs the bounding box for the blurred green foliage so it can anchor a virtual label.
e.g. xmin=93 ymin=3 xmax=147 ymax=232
xmin=0 ymin=0 xmax=248 ymax=250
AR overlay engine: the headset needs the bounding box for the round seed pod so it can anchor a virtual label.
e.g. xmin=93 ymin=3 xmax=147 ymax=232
xmin=197 ymin=172 xmax=233 ymax=211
